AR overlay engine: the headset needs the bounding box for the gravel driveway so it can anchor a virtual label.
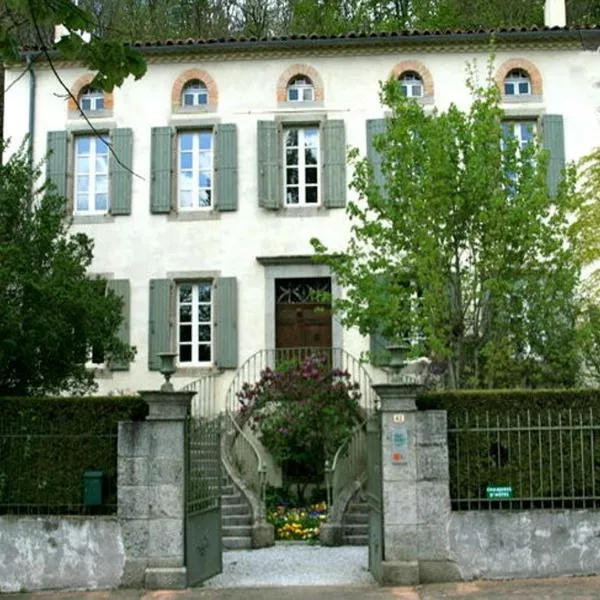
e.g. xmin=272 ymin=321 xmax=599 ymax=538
xmin=203 ymin=544 xmax=376 ymax=588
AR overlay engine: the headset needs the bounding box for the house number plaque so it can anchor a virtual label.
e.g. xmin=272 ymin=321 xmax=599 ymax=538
xmin=391 ymin=426 xmax=408 ymax=464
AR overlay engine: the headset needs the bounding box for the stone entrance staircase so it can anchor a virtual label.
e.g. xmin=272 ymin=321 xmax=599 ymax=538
xmin=221 ymin=471 xmax=254 ymax=550
xmin=341 ymin=487 xmax=369 ymax=546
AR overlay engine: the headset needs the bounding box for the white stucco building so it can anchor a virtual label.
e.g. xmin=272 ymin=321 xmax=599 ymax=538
xmin=3 ymin=1 xmax=600 ymax=402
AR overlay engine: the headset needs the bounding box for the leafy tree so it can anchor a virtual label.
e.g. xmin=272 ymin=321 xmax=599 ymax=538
xmin=312 ymin=64 xmax=583 ymax=389
xmin=237 ymin=355 xmax=361 ymax=495
xmin=1 ymin=1 xmax=146 ymax=90
xmin=0 ymin=143 xmax=134 ymax=396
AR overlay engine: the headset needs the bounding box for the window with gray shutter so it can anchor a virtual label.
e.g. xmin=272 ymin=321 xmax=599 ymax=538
xmin=366 ymin=119 xmax=386 ymax=191
xmin=214 ymin=123 xmax=238 ymax=212
xmin=542 ymin=114 xmax=565 ymax=198
xmin=109 ymin=129 xmax=133 ymax=215
xmin=322 ymin=120 xmax=347 ymax=208
xmin=148 ymin=279 xmax=172 ymax=370
xmin=257 ymin=120 xmax=281 ymax=209
xmin=150 ymin=127 xmax=173 ymax=213
xmin=213 ymin=277 xmax=238 ymax=369
xmin=106 ymin=279 xmax=131 ymax=370
xmin=46 ymin=131 xmax=69 ymax=198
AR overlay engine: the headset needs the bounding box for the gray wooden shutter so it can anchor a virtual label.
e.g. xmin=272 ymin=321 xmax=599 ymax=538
xmin=214 ymin=123 xmax=238 ymax=212
xmin=214 ymin=277 xmax=238 ymax=369
xmin=46 ymin=131 xmax=69 ymax=198
xmin=148 ymin=278 xmax=172 ymax=370
xmin=322 ymin=120 xmax=347 ymax=208
xmin=109 ymin=128 xmax=133 ymax=215
xmin=366 ymin=119 xmax=386 ymax=190
xmin=150 ymin=127 xmax=173 ymax=213
xmin=106 ymin=279 xmax=131 ymax=370
xmin=542 ymin=114 xmax=565 ymax=198
xmin=257 ymin=120 xmax=281 ymax=209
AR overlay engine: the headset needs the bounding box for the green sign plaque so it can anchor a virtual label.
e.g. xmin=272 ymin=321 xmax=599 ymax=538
xmin=486 ymin=485 xmax=513 ymax=499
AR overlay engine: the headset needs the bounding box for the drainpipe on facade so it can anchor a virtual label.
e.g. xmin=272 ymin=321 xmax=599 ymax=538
xmin=25 ymin=53 xmax=37 ymax=168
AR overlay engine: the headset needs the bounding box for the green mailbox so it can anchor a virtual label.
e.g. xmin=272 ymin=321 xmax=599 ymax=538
xmin=83 ymin=470 xmax=103 ymax=506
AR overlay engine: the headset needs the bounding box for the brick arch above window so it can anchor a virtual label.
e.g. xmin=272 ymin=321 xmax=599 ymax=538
xmin=276 ymin=64 xmax=324 ymax=103
xmin=171 ymin=68 xmax=218 ymax=109
xmin=68 ymin=74 xmax=113 ymax=112
xmin=389 ymin=61 xmax=434 ymax=97
xmin=496 ymin=58 xmax=543 ymax=96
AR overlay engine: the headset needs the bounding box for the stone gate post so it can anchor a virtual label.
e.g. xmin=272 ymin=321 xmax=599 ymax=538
xmin=118 ymin=390 xmax=194 ymax=589
xmin=372 ymin=380 xmax=460 ymax=585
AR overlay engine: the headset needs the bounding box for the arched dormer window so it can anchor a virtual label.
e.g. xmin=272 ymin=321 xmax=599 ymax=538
xmin=182 ymin=80 xmax=209 ymax=107
xmin=504 ymin=69 xmax=532 ymax=96
xmin=287 ymin=76 xmax=314 ymax=102
xmin=79 ymin=86 xmax=104 ymax=111
xmin=399 ymin=72 xmax=423 ymax=98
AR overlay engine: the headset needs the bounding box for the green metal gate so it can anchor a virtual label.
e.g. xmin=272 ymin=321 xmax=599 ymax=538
xmin=367 ymin=412 xmax=383 ymax=583
xmin=185 ymin=415 xmax=223 ymax=587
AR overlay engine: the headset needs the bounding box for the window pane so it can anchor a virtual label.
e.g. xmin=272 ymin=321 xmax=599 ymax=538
xmin=77 ymin=157 xmax=89 ymax=173
xmin=179 ymin=304 xmax=192 ymax=322
xmin=305 ymin=168 xmax=317 ymax=184
xmin=77 ymin=195 xmax=88 ymax=211
xmin=179 ymin=344 xmax=192 ymax=362
xmin=76 ymin=176 xmax=89 ymax=193
xmin=286 ymin=149 xmax=298 ymax=165
xmin=197 ymin=283 xmax=211 ymax=302
xmin=81 ymin=98 xmax=91 ymax=111
xmin=95 ymin=155 xmax=108 ymax=173
xmin=96 ymin=175 xmax=108 ymax=193
xmin=96 ymin=138 xmax=109 ymax=154
xmin=96 ymin=98 xmax=104 ymax=110
xmin=199 ymin=172 xmax=211 ymax=188
xmin=179 ymin=285 xmax=192 ymax=303
xmin=179 ymin=325 xmax=192 ymax=342
xmin=286 ymin=188 xmax=299 ymax=204
xmin=76 ymin=137 xmax=91 ymax=154
xmin=305 ymin=148 xmax=317 ymax=165
xmin=304 ymin=128 xmax=319 ymax=145
xmin=285 ymin=130 xmax=298 ymax=147
xmin=400 ymin=85 xmax=408 ymax=97
xmin=183 ymin=94 xmax=194 ymax=106
xmin=180 ymin=153 xmax=193 ymax=170
xmin=95 ymin=194 xmax=108 ymax=211
xmin=414 ymin=85 xmax=423 ymax=97
xmin=288 ymin=88 xmax=299 ymax=101
xmin=198 ymin=325 xmax=211 ymax=342
xmin=303 ymin=88 xmax=314 ymax=101
xmin=505 ymin=82 xmax=514 ymax=95
xmin=180 ymin=133 xmax=193 ymax=151
xmin=179 ymin=190 xmax=193 ymax=208
xmin=199 ymin=132 xmax=212 ymax=150
xmin=199 ymin=152 xmax=212 ymax=170
xmin=198 ymin=305 xmax=211 ymax=322
xmin=180 ymin=171 xmax=193 ymax=190
xmin=198 ymin=345 xmax=211 ymax=362
xmin=198 ymin=93 xmax=208 ymax=105
xmin=199 ymin=189 xmax=211 ymax=207
xmin=286 ymin=169 xmax=299 ymax=185
xmin=519 ymin=82 xmax=530 ymax=94
xmin=306 ymin=187 xmax=318 ymax=204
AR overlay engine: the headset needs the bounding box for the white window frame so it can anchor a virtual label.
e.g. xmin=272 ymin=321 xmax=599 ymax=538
xmin=504 ymin=70 xmax=532 ymax=97
xmin=287 ymin=77 xmax=315 ymax=102
xmin=399 ymin=72 xmax=423 ymax=98
xmin=502 ymin=121 xmax=536 ymax=150
xmin=177 ymin=282 xmax=213 ymax=366
xmin=177 ymin=130 xmax=214 ymax=211
xmin=182 ymin=80 xmax=209 ymax=107
xmin=74 ymin=135 xmax=110 ymax=215
xmin=283 ymin=126 xmax=320 ymax=207
xmin=80 ymin=88 xmax=104 ymax=112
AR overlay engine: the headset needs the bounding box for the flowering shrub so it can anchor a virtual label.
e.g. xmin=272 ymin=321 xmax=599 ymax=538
xmin=237 ymin=354 xmax=361 ymax=484
xmin=267 ymin=501 xmax=328 ymax=541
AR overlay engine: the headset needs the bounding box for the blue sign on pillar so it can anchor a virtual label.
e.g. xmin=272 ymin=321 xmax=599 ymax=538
xmin=391 ymin=426 xmax=408 ymax=464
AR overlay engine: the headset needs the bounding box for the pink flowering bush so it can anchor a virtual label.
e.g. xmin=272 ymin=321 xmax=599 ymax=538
xmin=237 ymin=354 xmax=361 ymax=486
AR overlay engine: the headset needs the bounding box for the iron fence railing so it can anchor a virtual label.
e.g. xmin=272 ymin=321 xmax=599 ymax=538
xmin=181 ymin=371 xmax=220 ymax=419
xmin=449 ymin=409 xmax=600 ymax=511
xmin=0 ymin=419 xmax=118 ymax=516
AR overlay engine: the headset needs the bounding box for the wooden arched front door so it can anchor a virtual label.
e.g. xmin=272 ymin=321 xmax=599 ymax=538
xmin=275 ymin=277 xmax=332 ymax=349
